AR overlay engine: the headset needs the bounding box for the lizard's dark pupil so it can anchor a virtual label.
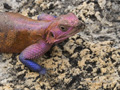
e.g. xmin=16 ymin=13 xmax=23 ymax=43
xmin=59 ymin=25 xmax=68 ymax=32
xmin=60 ymin=26 xmax=67 ymax=32
xmin=61 ymin=26 xmax=65 ymax=30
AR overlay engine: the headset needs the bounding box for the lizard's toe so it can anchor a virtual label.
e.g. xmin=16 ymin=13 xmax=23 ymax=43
xmin=39 ymin=68 xmax=46 ymax=75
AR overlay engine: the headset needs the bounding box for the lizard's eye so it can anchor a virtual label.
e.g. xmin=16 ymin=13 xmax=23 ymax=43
xmin=59 ymin=25 xmax=68 ymax=32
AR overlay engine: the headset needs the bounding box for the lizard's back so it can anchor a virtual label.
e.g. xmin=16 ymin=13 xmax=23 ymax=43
xmin=0 ymin=12 xmax=48 ymax=53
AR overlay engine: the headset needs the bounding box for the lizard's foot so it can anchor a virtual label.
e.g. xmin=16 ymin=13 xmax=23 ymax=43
xmin=19 ymin=54 xmax=46 ymax=75
xmin=19 ymin=39 xmax=52 ymax=75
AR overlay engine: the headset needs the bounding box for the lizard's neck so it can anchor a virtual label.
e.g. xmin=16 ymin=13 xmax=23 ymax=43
xmin=15 ymin=19 xmax=51 ymax=31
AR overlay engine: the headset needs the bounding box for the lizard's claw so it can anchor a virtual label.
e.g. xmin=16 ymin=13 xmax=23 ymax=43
xmin=39 ymin=68 xmax=46 ymax=75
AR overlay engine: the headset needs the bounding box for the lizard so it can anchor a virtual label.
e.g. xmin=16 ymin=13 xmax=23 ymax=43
xmin=0 ymin=12 xmax=85 ymax=74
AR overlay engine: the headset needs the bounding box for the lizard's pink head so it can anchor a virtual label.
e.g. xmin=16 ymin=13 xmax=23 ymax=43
xmin=45 ymin=13 xmax=85 ymax=44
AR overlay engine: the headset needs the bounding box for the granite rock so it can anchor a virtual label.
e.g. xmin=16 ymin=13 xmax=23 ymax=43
xmin=0 ymin=0 xmax=120 ymax=90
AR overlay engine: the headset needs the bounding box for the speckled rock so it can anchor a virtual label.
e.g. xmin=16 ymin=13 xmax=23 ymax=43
xmin=0 ymin=0 xmax=120 ymax=90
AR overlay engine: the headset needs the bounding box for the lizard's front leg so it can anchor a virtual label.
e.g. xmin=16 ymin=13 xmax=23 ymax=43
xmin=19 ymin=39 xmax=52 ymax=74
xmin=37 ymin=13 xmax=56 ymax=21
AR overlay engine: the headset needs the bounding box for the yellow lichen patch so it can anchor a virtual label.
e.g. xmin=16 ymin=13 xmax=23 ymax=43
xmin=51 ymin=46 xmax=62 ymax=56
xmin=21 ymin=9 xmax=30 ymax=16
xmin=2 ymin=53 xmax=12 ymax=60
xmin=64 ymin=39 xmax=76 ymax=54
xmin=24 ymin=88 xmax=29 ymax=90
xmin=64 ymin=77 xmax=72 ymax=84
xmin=87 ymin=73 xmax=119 ymax=90
xmin=98 ymin=0 xmax=106 ymax=9
xmin=35 ymin=0 xmax=43 ymax=5
xmin=80 ymin=49 xmax=90 ymax=57
xmin=25 ymin=72 xmax=39 ymax=78
xmin=89 ymin=41 xmax=114 ymax=57
xmin=76 ymin=39 xmax=83 ymax=45
xmin=35 ymin=84 xmax=44 ymax=90
xmin=78 ymin=58 xmax=86 ymax=68
xmin=89 ymin=82 xmax=102 ymax=90
xmin=111 ymin=49 xmax=120 ymax=61
xmin=101 ymin=68 xmax=107 ymax=74
xmin=71 ymin=52 xmax=78 ymax=58
xmin=60 ymin=58 xmax=71 ymax=69
xmin=70 ymin=68 xmax=81 ymax=76
xmin=58 ymin=73 xmax=66 ymax=80
xmin=2 ymin=84 xmax=13 ymax=90
xmin=38 ymin=81 xmax=51 ymax=89
xmin=0 ymin=87 xmax=3 ymax=90
xmin=42 ymin=58 xmax=57 ymax=69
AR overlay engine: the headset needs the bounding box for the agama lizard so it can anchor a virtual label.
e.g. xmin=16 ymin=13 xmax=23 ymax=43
xmin=0 ymin=12 xmax=85 ymax=74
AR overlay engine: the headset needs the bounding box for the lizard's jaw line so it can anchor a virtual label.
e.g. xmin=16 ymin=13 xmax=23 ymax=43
xmin=57 ymin=28 xmax=80 ymax=39
xmin=54 ymin=28 xmax=80 ymax=43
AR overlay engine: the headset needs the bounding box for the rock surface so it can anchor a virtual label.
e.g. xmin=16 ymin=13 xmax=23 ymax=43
xmin=0 ymin=0 xmax=120 ymax=90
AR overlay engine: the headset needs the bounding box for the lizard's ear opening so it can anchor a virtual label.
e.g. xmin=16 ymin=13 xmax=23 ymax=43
xmin=46 ymin=31 xmax=55 ymax=44
xmin=49 ymin=32 xmax=54 ymax=38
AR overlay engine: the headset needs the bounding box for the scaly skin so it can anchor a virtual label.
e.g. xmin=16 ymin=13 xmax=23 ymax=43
xmin=0 ymin=12 xmax=85 ymax=74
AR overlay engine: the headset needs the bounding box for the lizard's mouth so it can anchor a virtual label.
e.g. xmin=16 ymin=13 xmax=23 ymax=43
xmin=54 ymin=28 xmax=80 ymax=43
